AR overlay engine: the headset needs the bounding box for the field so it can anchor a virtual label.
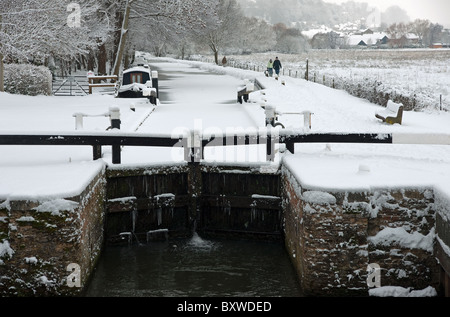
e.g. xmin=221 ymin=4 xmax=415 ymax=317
xmin=191 ymin=49 xmax=450 ymax=112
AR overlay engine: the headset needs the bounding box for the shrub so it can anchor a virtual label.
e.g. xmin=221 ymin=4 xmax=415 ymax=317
xmin=4 ymin=64 xmax=52 ymax=96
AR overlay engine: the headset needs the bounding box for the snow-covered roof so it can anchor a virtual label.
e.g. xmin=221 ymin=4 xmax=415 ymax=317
xmin=347 ymin=32 xmax=388 ymax=46
xmin=302 ymin=26 xmax=334 ymax=39
xmin=123 ymin=65 xmax=151 ymax=74
xmin=404 ymin=33 xmax=419 ymax=40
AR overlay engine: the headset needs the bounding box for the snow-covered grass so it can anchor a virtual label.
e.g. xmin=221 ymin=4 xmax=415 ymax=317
xmin=191 ymin=49 xmax=450 ymax=111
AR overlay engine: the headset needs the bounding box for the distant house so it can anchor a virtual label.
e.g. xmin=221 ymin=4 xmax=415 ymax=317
xmin=357 ymin=40 xmax=367 ymax=46
xmin=387 ymin=33 xmax=421 ymax=48
xmin=401 ymin=33 xmax=420 ymax=47
xmin=379 ymin=35 xmax=389 ymax=45
xmin=346 ymin=32 xmax=389 ymax=48
xmin=431 ymin=43 xmax=444 ymax=49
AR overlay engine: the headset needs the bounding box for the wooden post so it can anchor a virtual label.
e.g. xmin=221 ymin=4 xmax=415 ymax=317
xmin=110 ymin=107 xmax=121 ymax=164
xmin=266 ymin=129 xmax=276 ymax=162
xmin=93 ymin=145 xmax=102 ymax=160
xmin=286 ymin=142 xmax=295 ymax=154
xmin=305 ymin=59 xmax=309 ymax=81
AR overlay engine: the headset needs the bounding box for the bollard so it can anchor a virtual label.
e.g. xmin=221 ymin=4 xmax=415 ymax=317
xmin=184 ymin=130 xmax=202 ymax=163
xmin=265 ymin=105 xmax=276 ymax=127
xmin=143 ymin=86 xmax=157 ymax=105
xmin=73 ymin=113 xmax=84 ymax=130
xmin=109 ymin=107 xmax=121 ymax=164
xmin=152 ymin=71 xmax=159 ymax=99
xmin=302 ymin=111 xmax=313 ymax=130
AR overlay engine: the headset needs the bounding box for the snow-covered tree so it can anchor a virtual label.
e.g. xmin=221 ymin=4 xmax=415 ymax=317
xmin=111 ymin=0 xmax=219 ymax=74
xmin=0 ymin=0 xmax=111 ymax=89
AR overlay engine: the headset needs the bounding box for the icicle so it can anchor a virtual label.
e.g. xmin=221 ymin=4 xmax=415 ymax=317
xmin=157 ymin=208 xmax=162 ymax=226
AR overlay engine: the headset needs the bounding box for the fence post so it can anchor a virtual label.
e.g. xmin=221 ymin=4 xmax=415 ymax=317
xmin=110 ymin=107 xmax=121 ymax=164
xmin=305 ymin=59 xmax=309 ymax=81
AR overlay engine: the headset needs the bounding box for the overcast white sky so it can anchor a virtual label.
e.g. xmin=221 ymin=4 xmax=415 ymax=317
xmin=323 ymin=0 xmax=450 ymax=27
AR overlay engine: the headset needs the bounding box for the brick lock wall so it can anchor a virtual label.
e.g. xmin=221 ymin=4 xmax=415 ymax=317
xmin=0 ymin=171 xmax=106 ymax=297
xmin=282 ymin=167 xmax=440 ymax=296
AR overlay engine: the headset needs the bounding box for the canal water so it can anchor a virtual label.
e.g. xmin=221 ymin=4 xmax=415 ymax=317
xmin=84 ymin=233 xmax=303 ymax=297
xmin=84 ymin=60 xmax=302 ymax=297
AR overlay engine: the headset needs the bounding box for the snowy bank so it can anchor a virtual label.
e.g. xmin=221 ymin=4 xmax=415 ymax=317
xmin=369 ymin=286 xmax=437 ymax=297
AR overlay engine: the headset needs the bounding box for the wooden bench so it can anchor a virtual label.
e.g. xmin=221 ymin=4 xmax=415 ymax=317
xmin=375 ymin=101 xmax=404 ymax=125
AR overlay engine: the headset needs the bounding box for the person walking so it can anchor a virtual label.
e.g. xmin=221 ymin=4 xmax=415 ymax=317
xmin=222 ymin=56 xmax=227 ymax=67
xmin=273 ymin=57 xmax=282 ymax=76
xmin=267 ymin=59 xmax=274 ymax=77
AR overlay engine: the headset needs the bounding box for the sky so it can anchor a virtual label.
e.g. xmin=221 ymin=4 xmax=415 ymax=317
xmin=323 ymin=0 xmax=450 ymax=27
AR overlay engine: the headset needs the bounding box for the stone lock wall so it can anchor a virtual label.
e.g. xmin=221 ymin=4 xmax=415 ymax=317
xmin=282 ymin=167 xmax=440 ymax=296
xmin=0 ymin=171 xmax=106 ymax=297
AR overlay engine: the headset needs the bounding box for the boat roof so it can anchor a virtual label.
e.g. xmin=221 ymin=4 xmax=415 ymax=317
xmin=123 ymin=64 xmax=151 ymax=74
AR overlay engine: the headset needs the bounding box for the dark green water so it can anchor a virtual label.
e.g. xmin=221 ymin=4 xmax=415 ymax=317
xmin=84 ymin=233 xmax=303 ymax=297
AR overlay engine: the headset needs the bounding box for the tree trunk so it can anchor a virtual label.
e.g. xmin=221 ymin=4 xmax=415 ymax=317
xmin=87 ymin=50 xmax=96 ymax=72
xmin=214 ymin=50 xmax=219 ymax=65
xmin=112 ymin=0 xmax=132 ymax=77
xmin=0 ymin=54 xmax=4 ymax=93
xmin=0 ymin=15 xmax=4 ymax=92
xmin=124 ymin=51 xmax=130 ymax=69
xmin=98 ymin=43 xmax=107 ymax=76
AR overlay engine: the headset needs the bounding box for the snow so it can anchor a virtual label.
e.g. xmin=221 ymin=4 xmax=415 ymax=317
xmin=0 ymin=54 xmax=450 ymax=296
xmin=1 ymin=54 xmax=450 ymax=203
xmin=302 ymin=191 xmax=337 ymax=205
xmin=368 ymin=227 xmax=435 ymax=253
xmin=369 ymin=286 xmax=437 ymax=297
xmin=24 ymin=257 xmax=38 ymax=265
xmin=34 ymin=199 xmax=79 ymax=216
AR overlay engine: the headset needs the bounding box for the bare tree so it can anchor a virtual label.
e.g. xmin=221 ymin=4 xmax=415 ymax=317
xmin=112 ymin=0 xmax=218 ymax=73
xmin=201 ymin=0 xmax=244 ymax=65
xmin=409 ymin=19 xmax=430 ymax=47
xmin=386 ymin=22 xmax=409 ymax=48
xmin=240 ymin=17 xmax=276 ymax=53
